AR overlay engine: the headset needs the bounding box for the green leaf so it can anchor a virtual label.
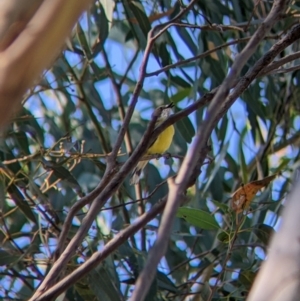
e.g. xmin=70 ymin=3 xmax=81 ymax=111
xmin=158 ymin=42 xmax=172 ymax=67
xmin=289 ymin=4 xmax=300 ymax=11
xmin=225 ymin=153 xmax=239 ymax=178
xmin=82 ymin=80 xmax=111 ymax=124
xmin=22 ymin=109 xmax=45 ymax=145
xmin=0 ymin=173 xmax=6 ymax=211
xmin=175 ymin=116 xmax=195 ymax=144
xmin=206 ymin=56 xmax=226 ymax=85
xmin=177 ymin=207 xmax=220 ymax=230
xmin=244 ymin=89 xmax=267 ymax=123
xmin=170 ymin=75 xmax=191 ymax=88
xmin=7 ymin=184 xmax=37 ymax=224
xmin=128 ymin=1 xmax=151 ymax=35
xmin=230 ymin=249 xmax=252 ymax=269
xmin=157 ymin=271 xmax=178 ymax=293
xmin=123 ymin=0 xmax=151 ymax=49
xmin=217 ymin=114 xmax=228 ymax=146
xmin=74 ymin=277 xmax=95 ymax=300
xmin=239 ymin=128 xmax=248 ymax=184
xmin=11 ymin=131 xmax=30 ymax=156
xmin=88 ymin=259 xmax=122 ymax=301
xmin=209 ymin=169 xmax=225 ymax=202
xmin=203 ymin=141 xmax=229 ymax=195
xmin=238 ymin=270 xmax=257 ymax=290
xmin=91 ymin=0 xmax=113 ymax=56
xmin=145 ymin=276 xmax=157 ymax=301
xmin=146 ymin=164 xmax=166 ymax=198
xmin=217 ymin=231 xmax=230 ymax=243
xmin=254 ymin=224 xmax=274 ymax=246
xmin=170 ymin=88 xmax=192 ymax=104
xmin=211 ymin=200 xmax=229 ymax=213
xmin=100 ymin=0 xmax=115 ymax=29
xmin=199 ymin=282 xmax=212 ymax=301
xmin=41 ymin=159 xmax=83 ymax=196
xmin=117 ymin=242 xmax=140 ymax=278
xmin=20 ymin=124 xmax=43 ymax=145
xmin=0 ymin=250 xmax=20 ymax=265
xmin=174 ymin=26 xmax=198 ymax=56
xmin=76 ymin=23 xmax=92 ymax=57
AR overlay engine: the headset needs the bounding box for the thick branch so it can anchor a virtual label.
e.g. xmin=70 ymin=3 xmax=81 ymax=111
xmin=0 ymin=0 xmax=92 ymax=128
xmin=0 ymin=0 xmax=42 ymax=50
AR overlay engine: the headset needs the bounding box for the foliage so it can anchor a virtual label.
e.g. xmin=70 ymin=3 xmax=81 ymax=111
xmin=1 ymin=0 xmax=300 ymax=300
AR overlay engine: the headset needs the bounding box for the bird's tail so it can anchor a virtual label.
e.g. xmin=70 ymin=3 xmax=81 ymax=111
xmin=130 ymin=160 xmax=148 ymax=185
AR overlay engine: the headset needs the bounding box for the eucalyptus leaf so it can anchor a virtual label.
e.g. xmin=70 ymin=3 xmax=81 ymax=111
xmin=177 ymin=207 xmax=220 ymax=230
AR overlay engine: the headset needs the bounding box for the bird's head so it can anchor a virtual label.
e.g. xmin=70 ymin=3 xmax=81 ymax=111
xmin=156 ymin=102 xmax=174 ymax=121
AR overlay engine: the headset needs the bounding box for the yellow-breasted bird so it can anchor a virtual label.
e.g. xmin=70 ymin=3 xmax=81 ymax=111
xmin=130 ymin=103 xmax=175 ymax=185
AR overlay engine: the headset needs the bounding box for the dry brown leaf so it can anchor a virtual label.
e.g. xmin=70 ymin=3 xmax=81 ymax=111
xmin=207 ymin=41 xmax=219 ymax=60
xmin=231 ymin=174 xmax=277 ymax=213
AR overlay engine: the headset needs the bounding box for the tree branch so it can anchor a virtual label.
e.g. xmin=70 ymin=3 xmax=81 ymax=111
xmin=0 ymin=0 xmax=93 ymax=128
xmin=259 ymin=50 xmax=300 ymax=76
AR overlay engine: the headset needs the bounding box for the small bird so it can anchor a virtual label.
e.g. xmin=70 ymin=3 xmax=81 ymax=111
xmin=130 ymin=103 xmax=175 ymax=185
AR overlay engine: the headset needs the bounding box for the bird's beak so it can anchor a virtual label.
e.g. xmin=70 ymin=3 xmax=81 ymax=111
xmin=167 ymin=102 xmax=174 ymax=108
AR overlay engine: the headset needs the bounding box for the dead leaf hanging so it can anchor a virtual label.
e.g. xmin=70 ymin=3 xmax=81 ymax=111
xmin=231 ymin=174 xmax=278 ymax=213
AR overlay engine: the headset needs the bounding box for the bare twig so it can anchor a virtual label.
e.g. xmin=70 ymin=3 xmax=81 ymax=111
xmin=119 ymin=48 xmax=139 ymax=87
xmin=146 ymin=37 xmax=251 ymax=77
xmin=259 ymin=50 xmax=300 ymax=76
xmin=262 ymin=64 xmax=300 ymax=75
xmin=168 ymin=22 xmax=244 ymax=32
xmin=75 ymin=81 xmax=110 ymax=154
xmin=244 ymin=0 xmax=260 ymax=32
xmin=102 ymin=47 xmax=133 ymax=154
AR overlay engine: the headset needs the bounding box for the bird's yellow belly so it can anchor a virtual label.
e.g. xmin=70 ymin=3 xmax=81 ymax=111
xmin=147 ymin=125 xmax=175 ymax=154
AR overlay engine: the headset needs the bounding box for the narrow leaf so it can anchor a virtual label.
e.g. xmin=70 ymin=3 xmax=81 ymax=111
xmin=7 ymin=184 xmax=36 ymax=224
xmin=177 ymin=207 xmax=219 ymax=230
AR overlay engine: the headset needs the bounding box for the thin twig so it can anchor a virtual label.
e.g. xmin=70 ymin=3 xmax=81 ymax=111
xmin=146 ymin=38 xmax=251 ymax=77
xmin=102 ymin=47 xmax=133 ymax=154
xmin=119 ymin=49 xmax=139 ymax=87
xmin=259 ymin=50 xmax=300 ymax=76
